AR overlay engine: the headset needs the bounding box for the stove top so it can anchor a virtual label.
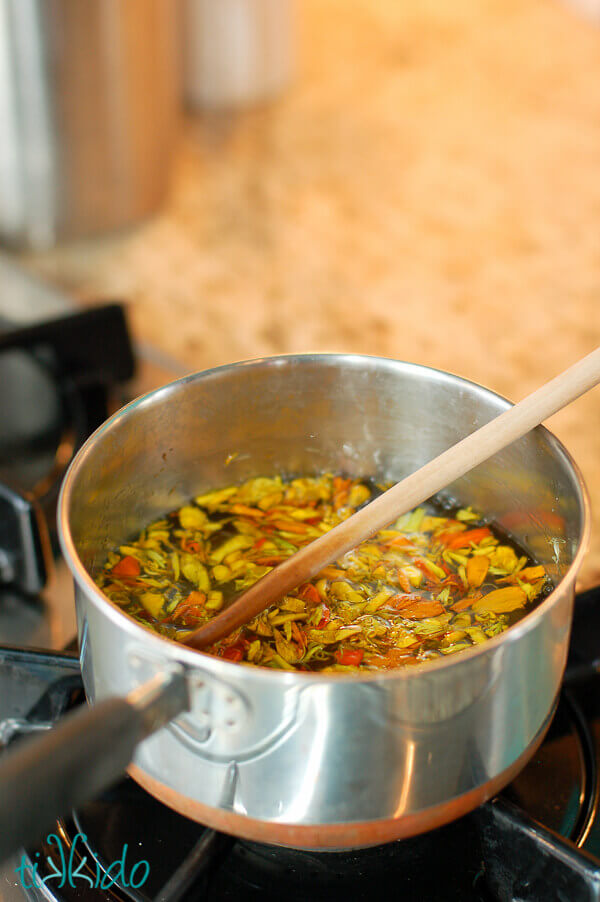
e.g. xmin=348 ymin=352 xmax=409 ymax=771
xmin=2 ymin=601 xmax=600 ymax=902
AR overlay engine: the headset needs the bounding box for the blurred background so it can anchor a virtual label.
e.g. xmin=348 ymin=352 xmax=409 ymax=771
xmin=1 ymin=0 xmax=600 ymax=586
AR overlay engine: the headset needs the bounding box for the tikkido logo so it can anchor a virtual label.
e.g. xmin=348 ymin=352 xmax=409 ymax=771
xmin=15 ymin=833 xmax=150 ymax=891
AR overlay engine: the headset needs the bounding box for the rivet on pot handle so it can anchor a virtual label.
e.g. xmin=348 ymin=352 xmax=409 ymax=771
xmin=0 ymin=667 xmax=189 ymax=865
xmin=128 ymin=648 xmax=250 ymax=748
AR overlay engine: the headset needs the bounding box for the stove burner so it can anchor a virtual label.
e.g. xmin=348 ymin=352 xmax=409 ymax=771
xmin=504 ymin=688 xmax=597 ymax=843
xmin=30 ymin=779 xmax=489 ymax=902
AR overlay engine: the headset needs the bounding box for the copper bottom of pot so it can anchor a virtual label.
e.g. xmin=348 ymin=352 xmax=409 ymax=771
xmin=128 ymin=706 xmax=553 ymax=851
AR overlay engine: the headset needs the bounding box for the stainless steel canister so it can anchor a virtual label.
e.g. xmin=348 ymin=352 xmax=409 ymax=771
xmin=57 ymin=355 xmax=589 ymax=849
xmin=0 ymin=0 xmax=179 ymax=247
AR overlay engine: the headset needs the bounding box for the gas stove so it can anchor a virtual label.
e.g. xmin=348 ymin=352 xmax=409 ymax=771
xmin=2 ymin=261 xmax=600 ymax=901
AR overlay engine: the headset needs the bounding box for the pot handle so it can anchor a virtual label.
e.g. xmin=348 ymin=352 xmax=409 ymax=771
xmin=0 ymin=669 xmax=188 ymax=864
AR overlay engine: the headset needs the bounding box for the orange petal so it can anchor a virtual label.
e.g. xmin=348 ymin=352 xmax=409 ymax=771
xmin=467 ymin=555 xmax=489 ymax=588
xmin=471 ymin=587 xmax=527 ymax=614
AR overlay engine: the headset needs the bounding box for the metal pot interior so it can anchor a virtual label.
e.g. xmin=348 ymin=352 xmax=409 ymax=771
xmin=65 ymin=354 xmax=586 ymax=589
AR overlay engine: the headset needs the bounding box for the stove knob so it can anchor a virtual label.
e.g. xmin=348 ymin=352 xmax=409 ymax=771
xmin=0 ymin=483 xmax=51 ymax=594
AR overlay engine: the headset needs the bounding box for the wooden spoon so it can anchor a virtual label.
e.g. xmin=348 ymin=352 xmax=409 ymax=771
xmin=185 ymin=347 xmax=600 ymax=650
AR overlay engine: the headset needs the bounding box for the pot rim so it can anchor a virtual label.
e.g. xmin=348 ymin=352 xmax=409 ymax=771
xmin=58 ymin=352 xmax=591 ymax=685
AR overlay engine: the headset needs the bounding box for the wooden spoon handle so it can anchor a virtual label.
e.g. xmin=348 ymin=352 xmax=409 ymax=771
xmin=185 ymin=347 xmax=600 ymax=650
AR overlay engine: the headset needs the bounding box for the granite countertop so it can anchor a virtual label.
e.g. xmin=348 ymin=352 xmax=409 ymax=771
xmin=19 ymin=0 xmax=600 ymax=586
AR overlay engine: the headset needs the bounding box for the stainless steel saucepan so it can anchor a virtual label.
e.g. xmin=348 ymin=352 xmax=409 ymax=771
xmin=0 ymin=355 xmax=590 ymax=861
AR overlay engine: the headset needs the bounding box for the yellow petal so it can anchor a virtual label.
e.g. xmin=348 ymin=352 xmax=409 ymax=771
xmin=140 ymin=592 xmax=164 ymax=618
xmin=205 ymin=590 xmax=224 ymax=611
xmin=181 ymin=558 xmax=210 ymax=591
xmin=471 ymin=587 xmax=527 ymax=614
xmin=273 ymin=628 xmax=302 ymax=663
xmin=467 ymin=555 xmax=489 ymax=588
xmin=210 ymin=534 xmax=254 ymax=564
xmin=519 ymin=565 xmax=546 ymax=582
xmin=178 ymin=506 xmax=207 ymax=529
